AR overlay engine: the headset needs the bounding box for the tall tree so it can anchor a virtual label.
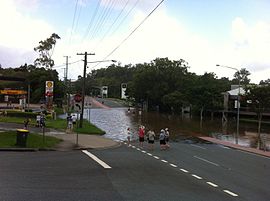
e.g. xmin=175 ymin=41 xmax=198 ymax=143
xmin=233 ymin=68 xmax=251 ymax=85
xmin=246 ymin=83 xmax=270 ymax=149
xmin=34 ymin=33 xmax=61 ymax=69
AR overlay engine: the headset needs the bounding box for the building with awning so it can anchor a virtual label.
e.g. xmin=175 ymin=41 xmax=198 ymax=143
xmin=222 ymin=85 xmax=245 ymax=112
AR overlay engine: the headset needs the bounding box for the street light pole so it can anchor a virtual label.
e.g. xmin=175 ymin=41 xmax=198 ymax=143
xmin=216 ymin=64 xmax=240 ymax=144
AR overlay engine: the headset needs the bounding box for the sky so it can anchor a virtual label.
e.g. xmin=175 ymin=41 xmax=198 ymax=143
xmin=0 ymin=0 xmax=270 ymax=84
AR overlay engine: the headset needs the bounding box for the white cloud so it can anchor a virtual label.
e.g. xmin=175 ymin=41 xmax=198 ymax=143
xmin=0 ymin=0 xmax=54 ymax=67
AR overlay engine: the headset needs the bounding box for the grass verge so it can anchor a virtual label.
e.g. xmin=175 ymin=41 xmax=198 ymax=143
xmin=0 ymin=116 xmax=105 ymax=135
xmin=0 ymin=131 xmax=62 ymax=148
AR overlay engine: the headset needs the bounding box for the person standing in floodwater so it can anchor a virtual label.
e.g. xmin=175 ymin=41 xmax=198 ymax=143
xmin=138 ymin=126 xmax=145 ymax=148
xmin=165 ymin=128 xmax=170 ymax=148
xmin=127 ymin=127 xmax=132 ymax=146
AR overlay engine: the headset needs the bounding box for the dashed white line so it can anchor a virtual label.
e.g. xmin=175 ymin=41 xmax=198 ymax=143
xmin=141 ymin=150 xmax=146 ymax=153
xmin=153 ymin=156 xmax=160 ymax=159
xmin=132 ymin=146 xmax=136 ymax=148
xmin=180 ymin=168 xmax=189 ymax=173
xmin=190 ymin=144 xmax=206 ymax=150
xmin=124 ymin=142 xmax=127 ymax=145
xmin=194 ymin=156 xmax=220 ymax=167
xmin=136 ymin=148 xmax=141 ymax=151
xmin=192 ymin=174 xmax=203 ymax=180
xmin=82 ymin=150 xmax=111 ymax=169
xmin=161 ymin=159 xmax=168 ymax=163
xmin=147 ymin=153 xmax=153 ymax=156
xmin=170 ymin=163 xmax=177 ymax=168
xmin=223 ymin=190 xmax=238 ymax=197
xmin=206 ymin=182 xmax=218 ymax=188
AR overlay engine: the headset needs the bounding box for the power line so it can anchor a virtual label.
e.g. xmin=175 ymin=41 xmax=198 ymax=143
xmin=93 ymin=0 xmax=131 ymax=50
xmin=53 ymin=60 xmax=82 ymax=69
xmin=93 ymin=0 xmax=165 ymax=67
xmin=69 ymin=0 xmax=79 ymax=45
xmin=81 ymin=0 xmax=102 ymax=44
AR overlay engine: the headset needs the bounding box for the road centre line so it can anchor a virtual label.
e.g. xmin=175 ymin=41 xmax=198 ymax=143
xmin=170 ymin=163 xmax=177 ymax=168
xmin=223 ymin=190 xmax=238 ymax=197
xmin=192 ymin=174 xmax=203 ymax=180
xmin=82 ymin=150 xmax=111 ymax=169
xmin=131 ymin=145 xmax=240 ymax=198
xmin=180 ymin=168 xmax=189 ymax=173
xmin=206 ymin=182 xmax=218 ymax=187
xmin=190 ymin=144 xmax=206 ymax=150
xmin=194 ymin=155 xmax=220 ymax=167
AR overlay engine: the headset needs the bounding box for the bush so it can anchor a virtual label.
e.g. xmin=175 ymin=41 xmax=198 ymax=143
xmin=6 ymin=111 xmax=37 ymax=118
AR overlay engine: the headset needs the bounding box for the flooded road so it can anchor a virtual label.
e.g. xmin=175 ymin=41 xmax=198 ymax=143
xmin=86 ymin=107 xmax=270 ymax=150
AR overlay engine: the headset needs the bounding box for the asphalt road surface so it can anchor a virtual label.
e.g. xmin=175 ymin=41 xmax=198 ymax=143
xmin=0 ymin=140 xmax=269 ymax=201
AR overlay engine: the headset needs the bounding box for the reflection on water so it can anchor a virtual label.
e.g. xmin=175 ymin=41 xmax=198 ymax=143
xmin=86 ymin=108 xmax=270 ymax=150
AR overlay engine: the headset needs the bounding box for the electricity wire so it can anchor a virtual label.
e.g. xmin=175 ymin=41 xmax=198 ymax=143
xmin=92 ymin=0 xmax=165 ymax=68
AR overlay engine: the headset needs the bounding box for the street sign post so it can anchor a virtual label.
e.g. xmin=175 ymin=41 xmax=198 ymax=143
xmin=74 ymin=94 xmax=82 ymax=113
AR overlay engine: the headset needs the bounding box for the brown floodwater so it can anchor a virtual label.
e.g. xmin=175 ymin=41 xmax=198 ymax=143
xmin=86 ymin=107 xmax=270 ymax=151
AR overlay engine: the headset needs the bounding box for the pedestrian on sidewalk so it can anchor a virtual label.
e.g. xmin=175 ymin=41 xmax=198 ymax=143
xmin=23 ymin=118 xmax=30 ymax=129
xmin=66 ymin=114 xmax=72 ymax=131
xmin=127 ymin=127 xmax=132 ymax=146
xmin=72 ymin=114 xmax=76 ymax=129
xmin=147 ymin=129 xmax=155 ymax=150
xmin=138 ymin=125 xmax=145 ymax=148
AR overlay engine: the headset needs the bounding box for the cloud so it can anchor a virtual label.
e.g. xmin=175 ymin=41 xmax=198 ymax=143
xmin=0 ymin=0 xmax=54 ymax=67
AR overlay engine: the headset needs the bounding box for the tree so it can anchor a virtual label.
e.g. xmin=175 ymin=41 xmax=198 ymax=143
xmin=34 ymin=33 xmax=61 ymax=69
xmin=246 ymin=84 xmax=270 ymax=149
xmin=233 ymin=68 xmax=251 ymax=85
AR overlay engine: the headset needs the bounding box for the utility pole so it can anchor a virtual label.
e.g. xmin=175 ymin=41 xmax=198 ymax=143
xmin=63 ymin=56 xmax=70 ymax=83
xmin=77 ymin=52 xmax=95 ymax=128
xmin=64 ymin=56 xmax=70 ymax=112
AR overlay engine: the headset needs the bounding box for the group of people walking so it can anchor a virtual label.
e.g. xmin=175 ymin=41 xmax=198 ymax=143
xmin=127 ymin=125 xmax=170 ymax=150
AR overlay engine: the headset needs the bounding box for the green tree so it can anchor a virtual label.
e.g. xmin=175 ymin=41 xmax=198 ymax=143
xmin=233 ymin=68 xmax=251 ymax=85
xmin=246 ymin=83 xmax=270 ymax=149
xmin=34 ymin=33 xmax=61 ymax=69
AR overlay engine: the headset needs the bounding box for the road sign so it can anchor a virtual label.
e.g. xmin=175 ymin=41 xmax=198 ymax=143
xmin=74 ymin=94 xmax=82 ymax=102
xmin=74 ymin=102 xmax=82 ymax=113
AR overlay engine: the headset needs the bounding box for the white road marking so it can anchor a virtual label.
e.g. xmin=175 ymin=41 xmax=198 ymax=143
xmin=132 ymin=146 xmax=136 ymax=148
xmin=180 ymin=168 xmax=189 ymax=173
xmin=206 ymin=182 xmax=218 ymax=187
xmin=82 ymin=150 xmax=111 ymax=169
xmin=124 ymin=142 xmax=127 ymax=145
xmin=147 ymin=153 xmax=153 ymax=156
xmin=223 ymin=190 xmax=238 ymax=197
xmin=141 ymin=150 xmax=146 ymax=153
xmin=153 ymin=156 xmax=159 ymax=159
xmin=194 ymin=156 xmax=220 ymax=167
xmin=170 ymin=163 xmax=177 ymax=168
xmin=191 ymin=144 xmax=206 ymax=150
xmin=192 ymin=174 xmax=203 ymax=180
xmin=161 ymin=159 xmax=168 ymax=163
xmin=136 ymin=148 xmax=141 ymax=151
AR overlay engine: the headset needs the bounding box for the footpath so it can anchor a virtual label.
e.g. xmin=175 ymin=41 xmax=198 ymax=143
xmin=199 ymin=136 xmax=270 ymax=158
xmin=0 ymin=122 xmax=119 ymax=151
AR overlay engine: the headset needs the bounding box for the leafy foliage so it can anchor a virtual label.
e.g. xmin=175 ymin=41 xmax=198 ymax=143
xmin=34 ymin=33 xmax=61 ymax=69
